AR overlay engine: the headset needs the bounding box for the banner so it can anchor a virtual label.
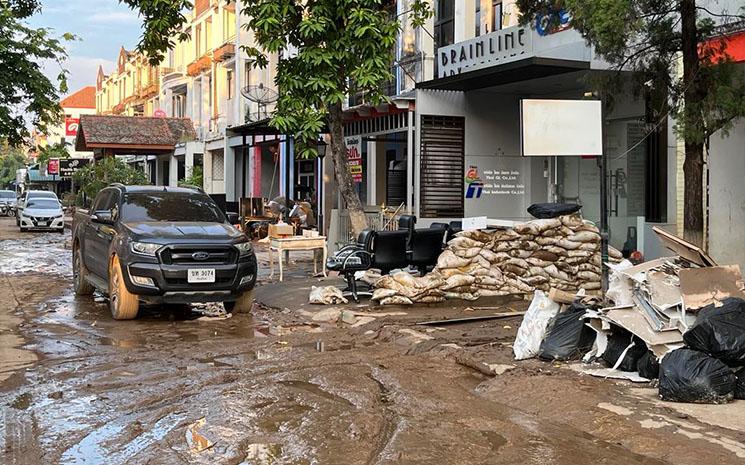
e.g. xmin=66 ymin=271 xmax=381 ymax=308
xmin=345 ymin=136 xmax=363 ymax=183
xmin=47 ymin=158 xmax=60 ymax=175
xmin=65 ymin=117 xmax=80 ymax=137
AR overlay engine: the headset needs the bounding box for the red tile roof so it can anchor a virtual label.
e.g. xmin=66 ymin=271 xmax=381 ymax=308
xmin=75 ymin=115 xmax=196 ymax=152
xmin=60 ymin=86 xmax=96 ymax=109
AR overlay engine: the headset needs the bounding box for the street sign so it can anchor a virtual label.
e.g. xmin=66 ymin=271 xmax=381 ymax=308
xmin=59 ymin=158 xmax=90 ymax=178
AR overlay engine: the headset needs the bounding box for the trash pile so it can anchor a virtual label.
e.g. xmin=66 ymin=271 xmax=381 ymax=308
xmin=515 ymin=226 xmax=745 ymax=404
xmin=372 ymin=213 xmax=624 ymax=305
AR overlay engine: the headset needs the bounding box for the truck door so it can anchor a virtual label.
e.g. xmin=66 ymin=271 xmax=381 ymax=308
xmin=84 ymin=189 xmax=116 ymax=278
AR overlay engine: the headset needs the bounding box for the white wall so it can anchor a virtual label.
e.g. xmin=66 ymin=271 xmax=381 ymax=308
xmin=708 ymin=118 xmax=745 ymax=269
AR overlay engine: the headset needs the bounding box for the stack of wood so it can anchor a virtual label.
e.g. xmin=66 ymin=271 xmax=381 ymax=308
xmin=372 ymin=214 xmax=624 ymax=306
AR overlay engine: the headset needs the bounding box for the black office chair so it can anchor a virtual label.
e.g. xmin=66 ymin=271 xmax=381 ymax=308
xmin=408 ymin=226 xmax=448 ymax=275
xmin=371 ymin=230 xmax=410 ymax=274
xmin=326 ymin=230 xmax=376 ymax=302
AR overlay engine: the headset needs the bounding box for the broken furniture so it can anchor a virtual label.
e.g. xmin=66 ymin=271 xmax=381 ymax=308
xmin=269 ymin=235 xmax=327 ymax=282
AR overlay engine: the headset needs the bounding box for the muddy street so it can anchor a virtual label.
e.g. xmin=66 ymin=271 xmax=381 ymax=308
xmin=2 ymin=216 xmax=745 ymax=464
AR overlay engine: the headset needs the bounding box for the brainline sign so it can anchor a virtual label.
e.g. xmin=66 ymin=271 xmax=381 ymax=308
xmin=438 ymin=26 xmax=533 ymax=78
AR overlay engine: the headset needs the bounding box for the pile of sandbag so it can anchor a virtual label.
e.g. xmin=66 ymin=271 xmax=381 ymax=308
xmin=372 ymin=214 xmax=623 ymax=305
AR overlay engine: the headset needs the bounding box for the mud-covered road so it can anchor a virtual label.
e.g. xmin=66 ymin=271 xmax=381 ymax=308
xmin=2 ymin=216 xmax=745 ymax=464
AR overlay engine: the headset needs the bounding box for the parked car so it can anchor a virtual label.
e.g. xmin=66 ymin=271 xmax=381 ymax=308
xmin=16 ymin=190 xmax=60 ymax=226
xmin=18 ymin=197 xmax=65 ymax=233
xmin=72 ymin=184 xmax=257 ymax=320
xmin=0 ymin=190 xmax=16 ymax=216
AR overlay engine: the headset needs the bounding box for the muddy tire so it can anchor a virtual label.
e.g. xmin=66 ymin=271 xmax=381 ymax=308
xmin=109 ymin=255 xmax=139 ymax=320
xmin=73 ymin=245 xmax=94 ymax=296
xmin=224 ymin=289 xmax=254 ymax=314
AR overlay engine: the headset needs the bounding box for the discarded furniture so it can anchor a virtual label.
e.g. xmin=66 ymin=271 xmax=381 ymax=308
xmin=408 ymin=226 xmax=448 ymax=275
xmin=269 ymin=235 xmax=327 ymax=282
xmin=372 ymin=230 xmax=410 ymax=274
xmin=325 ymin=230 xmax=375 ymax=302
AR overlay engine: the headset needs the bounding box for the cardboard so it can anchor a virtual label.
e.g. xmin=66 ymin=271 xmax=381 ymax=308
xmin=652 ymin=227 xmax=717 ymax=267
xmin=679 ymin=265 xmax=745 ymax=312
xmin=269 ymin=223 xmax=294 ymax=238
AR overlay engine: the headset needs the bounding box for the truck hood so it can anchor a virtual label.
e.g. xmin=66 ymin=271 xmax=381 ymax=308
xmin=122 ymin=221 xmax=243 ymax=241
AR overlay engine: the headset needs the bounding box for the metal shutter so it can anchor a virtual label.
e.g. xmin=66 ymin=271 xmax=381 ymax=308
xmin=420 ymin=115 xmax=465 ymax=218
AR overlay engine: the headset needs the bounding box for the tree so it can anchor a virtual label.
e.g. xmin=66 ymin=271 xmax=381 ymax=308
xmin=36 ymin=141 xmax=70 ymax=167
xmin=179 ymin=165 xmax=203 ymax=189
xmin=0 ymin=0 xmax=73 ymax=146
xmin=516 ymin=0 xmax=745 ymax=247
xmin=73 ymin=157 xmax=147 ymax=204
xmin=122 ymin=0 xmax=431 ymax=237
xmin=0 ymin=140 xmax=27 ymax=188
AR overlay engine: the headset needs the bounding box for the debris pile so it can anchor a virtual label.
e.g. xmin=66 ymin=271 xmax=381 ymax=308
xmin=372 ymin=214 xmax=624 ymax=305
xmin=515 ymin=226 xmax=745 ymax=404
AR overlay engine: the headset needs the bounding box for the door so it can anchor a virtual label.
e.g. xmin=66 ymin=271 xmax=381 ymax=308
xmin=84 ymin=189 xmax=117 ymax=278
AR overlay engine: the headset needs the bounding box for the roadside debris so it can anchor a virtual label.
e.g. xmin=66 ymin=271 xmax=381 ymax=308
xmin=416 ymin=311 xmax=525 ymax=326
xmin=309 ymin=286 xmax=349 ymax=305
xmin=513 ymin=226 xmax=745 ymax=404
xmin=185 ymin=417 xmax=215 ymax=453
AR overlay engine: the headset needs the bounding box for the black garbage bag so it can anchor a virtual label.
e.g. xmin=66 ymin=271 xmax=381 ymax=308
xmin=735 ymin=367 xmax=745 ymax=400
xmin=637 ymin=351 xmax=660 ymax=379
xmin=683 ymin=298 xmax=745 ymax=365
xmin=601 ymin=327 xmax=648 ymax=371
xmin=658 ymin=348 xmax=736 ymax=404
xmin=538 ymin=303 xmax=596 ymax=361
xmin=527 ymin=203 xmax=582 ymax=219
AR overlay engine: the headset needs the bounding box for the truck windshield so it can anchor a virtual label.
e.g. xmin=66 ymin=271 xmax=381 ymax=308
xmin=121 ymin=192 xmax=226 ymax=223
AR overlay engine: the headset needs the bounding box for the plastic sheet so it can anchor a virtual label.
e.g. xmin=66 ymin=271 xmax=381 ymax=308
xmin=601 ymin=327 xmax=648 ymax=372
xmin=658 ymin=349 xmax=736 ymax=404
xmin=683 ymin=298 xmax=745 ymax=365
xmin=538 ymin=303 xmax=596 ymax=361
xmin=527 ymin=203 xmax=582 ymax=219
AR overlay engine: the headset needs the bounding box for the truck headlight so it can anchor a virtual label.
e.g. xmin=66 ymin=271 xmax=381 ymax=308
xmin=131 ymin=241 xmax=161 ymax=256
xmin=235 ymin=241 xmax=253 ymax=256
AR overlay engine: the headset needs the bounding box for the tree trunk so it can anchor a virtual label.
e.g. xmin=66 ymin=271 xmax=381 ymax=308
xmin=680 ymin=0 xmax=705 ymax=247
xmin=328 ymin=102 xmax=368 ymax=237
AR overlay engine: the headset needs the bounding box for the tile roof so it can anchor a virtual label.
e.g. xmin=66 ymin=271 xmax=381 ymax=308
xmin=75 ymin=115 xmax=196 ymax=152
xmin=60 ymin=86 xmax=96 ymax=109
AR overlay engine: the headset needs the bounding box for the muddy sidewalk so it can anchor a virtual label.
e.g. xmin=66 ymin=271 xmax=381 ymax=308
xmin=2 ymin=217 xmax=745 ymax=464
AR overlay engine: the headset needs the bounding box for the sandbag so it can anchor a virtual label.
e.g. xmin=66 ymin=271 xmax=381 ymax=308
xmin=637 ymin=351 xmax=660 ymax=380
xmin=309 ymin=286 xmax=348 ymax=305
xmin=658 ymin=349 xmax=736 ymax=404
xmin=601 ymin=327 xmax=648 ymax=371
xmin=513 ymin=291 xmax=560 ymax=360
xmin=527 ymin=203 xmax=582 ymax=219
xmin=683 ymin=298 xmax=745 ymax=365
xmin=538 ymin=303 xmax=596 ymax=361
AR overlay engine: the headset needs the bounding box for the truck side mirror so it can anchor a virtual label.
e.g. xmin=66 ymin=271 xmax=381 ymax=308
xmin=91 ymin=210 xmax=115 ymax=225
xmin=226 ymin=212 xmax=240 ymax=225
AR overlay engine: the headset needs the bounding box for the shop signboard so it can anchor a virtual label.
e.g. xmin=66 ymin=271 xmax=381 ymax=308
xmin=59 ymin=158 xmax=90 ymax=178
xmin=520 ymin=99 xmax=602 ymax=157
xmin=438 ymin=25 xmax=533 ymax=78
xmin=65 ymin=117 xmax=80 ymax=137
xmin=345 ymin=136 xmax=363 ymax=183
xmin=464 ymin=156 xmax=529 ymax=220
xmin=47 ymin=158 xmax=60 ymax=175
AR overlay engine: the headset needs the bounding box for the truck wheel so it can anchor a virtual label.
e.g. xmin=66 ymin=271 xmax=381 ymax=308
xmin=109 ymin=255 xmax=139 ymax=320
xmin=73 ymin=245 xmax=94 ymax=296
xmin=224 ymin=290 xmax=254 ymax=314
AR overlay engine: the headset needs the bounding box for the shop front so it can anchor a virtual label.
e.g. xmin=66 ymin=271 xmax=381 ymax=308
xmin=415 ymin=24 xmax=677 ymax=257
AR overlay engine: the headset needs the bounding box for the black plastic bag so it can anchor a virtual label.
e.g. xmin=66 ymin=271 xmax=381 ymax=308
xmin=538 ymin=303 xmax=595 ymax=361
xmin=683 ymin=298 xmax=745 ymax=365
xmin=601 ymin=327 xmax=648 ymax=371
xmin=735 ymin=367 xmax=745 ymax=400
xmin=659 ymin=349 xmax=736 ymax=404
xmin=527 ymin=203 xmax=582 ymax=219
xmin=637 ymin=351 xmax=660 ymax=380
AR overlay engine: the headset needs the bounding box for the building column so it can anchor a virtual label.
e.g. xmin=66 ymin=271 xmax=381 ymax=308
xmin=169 ymin=153 xmax=178 ymax=187
xmin=407 ymin=110 xmax=414 ymax=214
xmin=225 ymin=143 xmax=237 ymax=201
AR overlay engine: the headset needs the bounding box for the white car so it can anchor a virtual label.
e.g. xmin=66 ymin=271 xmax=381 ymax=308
xmin=19 ymin=197 xmax=65 ymax=233
xmin=16 ymin=190 xmax=60 ymax=225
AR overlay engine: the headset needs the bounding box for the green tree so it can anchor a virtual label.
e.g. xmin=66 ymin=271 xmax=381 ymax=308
xmin=122 ymin=0 xmax=430 ymax=236
xmin=73 ymin=157 xmax=148 ymax=204
xmin=0 ymin=1 xmax=73 ymax=146
xmin=36 ymin=141 xmax=70 ymax=167
xmin=516 ymin=0 xmax=745 ymax=246
xmin=0 ymin=140 xmax=27 ymax=188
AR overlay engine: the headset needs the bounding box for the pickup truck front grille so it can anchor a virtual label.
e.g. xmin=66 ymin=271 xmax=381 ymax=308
xmin=159 ymin=245 xmax=237 ymax=266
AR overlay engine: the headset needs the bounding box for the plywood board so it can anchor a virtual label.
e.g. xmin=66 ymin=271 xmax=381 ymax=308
xmin=602 ymin=307 xmax=684 ymax=346
xmin=679 ymin=265 xmax=745 ymax=312
xmin=652 ymin=226 xmax=717 ymax=267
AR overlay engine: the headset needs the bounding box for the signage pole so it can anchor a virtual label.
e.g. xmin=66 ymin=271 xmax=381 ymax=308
xmin=599 ymin=107 xmax=610 ymax=299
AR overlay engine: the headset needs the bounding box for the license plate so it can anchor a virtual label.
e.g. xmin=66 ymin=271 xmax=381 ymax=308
xmin=188 ymin=268 xmax=215 ymax=283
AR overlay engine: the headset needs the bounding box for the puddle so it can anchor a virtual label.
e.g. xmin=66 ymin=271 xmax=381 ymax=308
xmin=278 ymin=380 xmax=354 ymax=406
xmin=59 ymin=411 xmax=186 ymax=465
xmin=0 ymin=233 xmax=71 ymax=276
xmin=239 ymin=443 xmax=283 ymax=464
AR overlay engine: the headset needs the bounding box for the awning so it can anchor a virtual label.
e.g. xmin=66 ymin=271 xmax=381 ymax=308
xmin=417 ymin=57 xmax=590 ymax=92
xmin=27 ymin=168 xmax=60 ymax=183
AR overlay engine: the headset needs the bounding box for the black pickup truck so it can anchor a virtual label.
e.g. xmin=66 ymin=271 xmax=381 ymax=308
xmin=72 ymin=184 xmax=257 ymax=320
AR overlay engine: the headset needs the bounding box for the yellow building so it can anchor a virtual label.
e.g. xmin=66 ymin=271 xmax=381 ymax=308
xmin=96 ymin=47 xmax=163 ymax=117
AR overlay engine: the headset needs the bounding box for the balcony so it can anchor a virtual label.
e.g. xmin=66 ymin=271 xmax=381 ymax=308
xmin=112 ymin=103 xmax=125 ymax=115
xmin=212 ymin=43 xmax=236 ymax=63
xmin=139 ymin=83 xmax=158 ymax=99
xmin=187 ymin=55 xmax=212 ymax=77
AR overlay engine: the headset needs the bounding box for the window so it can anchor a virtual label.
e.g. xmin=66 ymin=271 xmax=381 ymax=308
xmin=419 ymin=115 xmax=465 ymax=218
xmin=205 ymin=18 xmax=212 ymax=51
xmin=227 ymin=69 xmax=233 ymax=100
xmin=434 ymin=0 xmax=455 ymax=49
xmin=475 ymin=2 xmax=481 ymax=37
xmin=195 ymin=24 xmax=202 ymax=57
xmin=492 ymin=1 xmax=503 ymax=31
xmin=244 ymin=61 xmax=251 ymax=88
xmin=212 ymin=152 xmax=225 ymax=181
xmin=223 ymin=8 xmax=236 ymax=41
xmin=172 ymin=93 xmax=186 ymax=118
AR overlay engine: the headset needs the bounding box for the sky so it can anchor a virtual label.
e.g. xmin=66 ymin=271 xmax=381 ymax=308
xmin=28 ymin=0 xmax=144 ymax=97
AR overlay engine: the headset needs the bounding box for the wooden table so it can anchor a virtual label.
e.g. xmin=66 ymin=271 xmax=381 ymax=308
xmin=269 ymin=236 xmax=328 ymax=282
